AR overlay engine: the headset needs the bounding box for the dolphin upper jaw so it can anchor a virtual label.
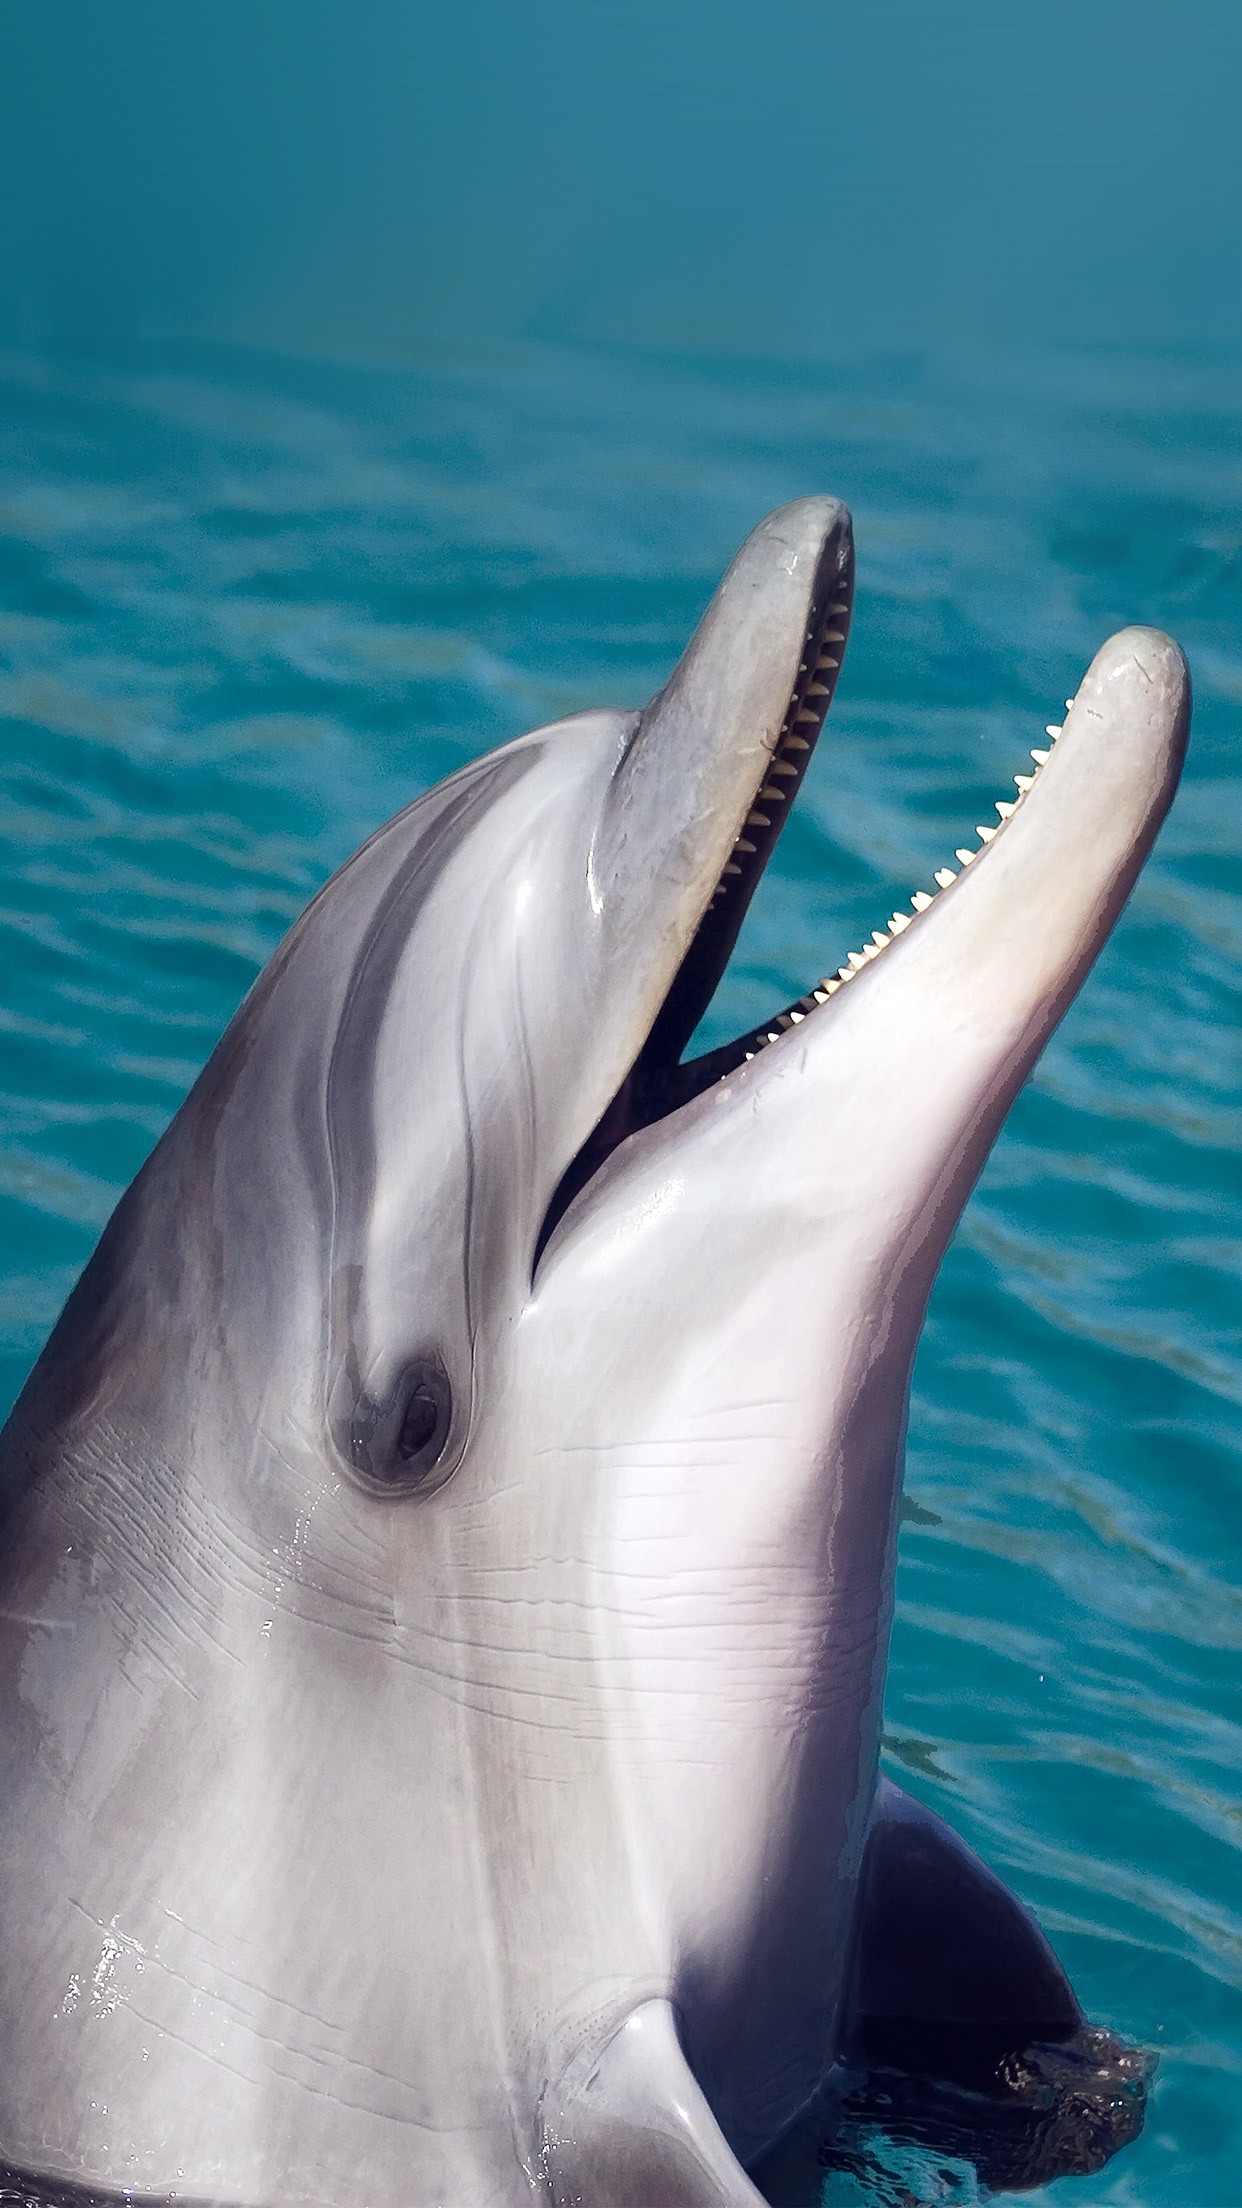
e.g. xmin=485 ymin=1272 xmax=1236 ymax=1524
xmin=594 ymin=497 xmax=852 ymax=937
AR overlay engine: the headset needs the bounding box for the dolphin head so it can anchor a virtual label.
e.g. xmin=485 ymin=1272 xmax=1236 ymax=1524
xmin=0 ymin=498 xmax=1188 ymax=2203
xmin=18 ymin=498 xmax=856 ymax=1505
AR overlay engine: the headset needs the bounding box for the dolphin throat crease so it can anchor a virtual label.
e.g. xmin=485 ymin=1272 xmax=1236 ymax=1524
xmin=0 ymin=499 xmax=1189 ymax=2208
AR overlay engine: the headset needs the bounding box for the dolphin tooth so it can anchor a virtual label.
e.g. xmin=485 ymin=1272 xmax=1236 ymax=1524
xmin=789 ymin=1009 xmax=805 ymax=1024
xmin=830 ymin=598 xmax=849 ymax=613
xmin=795 ymin=707 xmax=819 ymax=725
xmin=783 ymin=736 xmax=811 ymax=751
xmin=888 ymin=911 xmax=911 ymax=932
xmin=724 ymin=863 xmax=742 ymax=876
xmin=911 ymin=890 xmax=934 ymax=911
xmin=824 ymin=978 xmax=841 ymax=993
xmin=817 ymin=657 xmax=839 ymax=671
xmin=934 ymin=867 xmax=956 ymax=888
xmin=848 ymin=950 xmax=869 ymax=971
xmin=812 ymin=987 xmax=829 ymax=1003
xmin=805 ymin=682 xmax=830 ymax=699
xmin=735 ymin=838 xmax=757 ymax=854
xmin=1014 ymin=773 xmax=1034 ymax=792
xmin=1046 ymin=722 xmax=1064 ymax=739
xmin=955 ymin=848 xmax=976 ymax=866
xmin=746 ymin=811 xmax=771 ymax=829
xmin=770 ymin=759 xmax=800 ymax=778
xmin=994 ymin=800 xmax=1015 ymax=819
xmin=823 ymin=628 xmax=846 ymax=642
xmin=1066 ymin=696 xmax=1076 ymax=711
xmin=1030 ymin=747 xmax=1050 ymax=765
xmin=870 ymin=930 xmax=890 ymax=950
xmin=837 ymin=965 xmax=854 ymax=981
xmin=976 ymin=823 xmax=998 ymax=842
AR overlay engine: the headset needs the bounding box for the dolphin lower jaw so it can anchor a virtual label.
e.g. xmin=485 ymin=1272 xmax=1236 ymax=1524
xmin=735 ymin=632 xmax=1188 ymax=1058
xmin=523 ymin=618 xmax=1188 ymax=2159
xmin=635 ymin=546 xmax=855 ymax=1077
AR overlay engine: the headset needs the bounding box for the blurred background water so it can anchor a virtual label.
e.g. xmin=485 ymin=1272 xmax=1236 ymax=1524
xmin=0 ymin=334 xmax=1238 ymax=2205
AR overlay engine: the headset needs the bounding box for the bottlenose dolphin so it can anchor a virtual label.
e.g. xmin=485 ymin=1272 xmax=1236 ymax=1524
xmin=0 ymin=498 xmax=1188 ymax=2208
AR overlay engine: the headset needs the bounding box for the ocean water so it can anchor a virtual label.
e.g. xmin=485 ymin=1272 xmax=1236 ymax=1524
xmin=0 ymin=338 xmax=1238 ymax=2204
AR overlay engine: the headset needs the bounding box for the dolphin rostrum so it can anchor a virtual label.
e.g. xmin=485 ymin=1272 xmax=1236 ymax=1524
xmin=0 ymin=499 xmax=1189 ymax=2207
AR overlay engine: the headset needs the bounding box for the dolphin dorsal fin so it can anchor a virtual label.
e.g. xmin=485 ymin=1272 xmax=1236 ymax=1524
xmin=540 ymin=1998 xmax=766 ymax=2207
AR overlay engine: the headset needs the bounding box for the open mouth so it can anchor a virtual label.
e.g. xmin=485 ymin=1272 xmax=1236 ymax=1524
xmin=537 ymin=539 xmax=1071 ymax=1263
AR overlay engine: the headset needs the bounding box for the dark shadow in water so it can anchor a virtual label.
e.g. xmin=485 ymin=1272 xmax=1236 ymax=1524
xmin=754 ymin=2025 xmax=1154 ymax=2205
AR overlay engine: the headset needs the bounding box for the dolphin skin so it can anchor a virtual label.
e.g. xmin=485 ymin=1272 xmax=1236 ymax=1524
xmin=0 ymin=499 xmax=1188 ymax=2208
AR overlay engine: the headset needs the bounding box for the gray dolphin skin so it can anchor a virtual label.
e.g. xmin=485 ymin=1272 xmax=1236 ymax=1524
xmin=0 ymin=499 xmax=1189 ymax=2208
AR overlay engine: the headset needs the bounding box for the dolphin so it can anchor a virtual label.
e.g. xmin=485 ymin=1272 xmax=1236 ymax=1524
xmin=0 ymin=497 xmax=1188 ymax=2208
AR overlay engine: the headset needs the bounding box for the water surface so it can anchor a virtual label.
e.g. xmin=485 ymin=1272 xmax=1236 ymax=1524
xmin=0 ymin=337 xmax=1239 ymax=2204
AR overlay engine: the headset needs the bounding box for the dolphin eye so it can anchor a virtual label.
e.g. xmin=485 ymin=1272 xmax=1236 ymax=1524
xmin=339 ymin=1354 xmax=454 ymax=1497
xmin=398 ymin=1377 xmax=444 ymax=1460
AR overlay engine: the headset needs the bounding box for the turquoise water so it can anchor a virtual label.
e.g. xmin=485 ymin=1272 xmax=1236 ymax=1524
xmin=0 ymin=339 xmax=1238 ymax=2203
